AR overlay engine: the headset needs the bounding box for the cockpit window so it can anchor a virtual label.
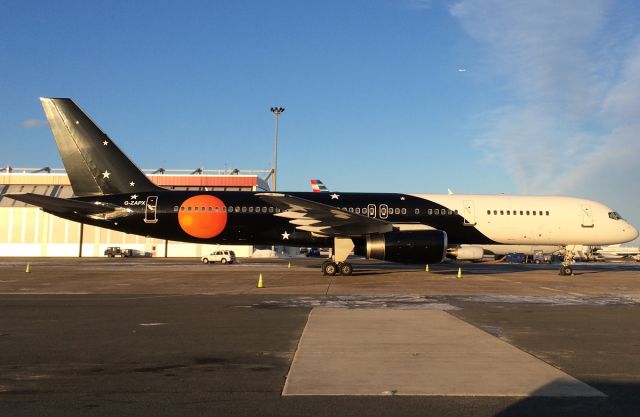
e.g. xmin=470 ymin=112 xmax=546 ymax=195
xmin=608 ymin=211 xmax=623 ymax=220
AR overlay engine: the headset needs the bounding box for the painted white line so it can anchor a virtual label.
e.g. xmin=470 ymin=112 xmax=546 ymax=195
xmin=539 ymin=286 xmax=563 ymax=293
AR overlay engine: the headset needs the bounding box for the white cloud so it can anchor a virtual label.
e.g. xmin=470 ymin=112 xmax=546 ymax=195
xmin=21 ymin=119 xmax=48 ymax=129
xmin=450 ymin=0 xmax=640 ymax=240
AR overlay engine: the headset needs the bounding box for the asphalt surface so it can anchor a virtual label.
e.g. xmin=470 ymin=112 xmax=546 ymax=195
xmin=0 ymin=257 xmax=639 ymax=416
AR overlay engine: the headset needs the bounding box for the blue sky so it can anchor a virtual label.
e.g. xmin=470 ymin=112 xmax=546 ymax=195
xmin=1 ymin=0 xmax=639 ymax=242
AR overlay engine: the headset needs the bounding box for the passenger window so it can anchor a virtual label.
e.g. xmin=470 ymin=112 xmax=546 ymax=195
xmin=454 ymin=210 xmax=458 ymax=215
xmin=434 ymin=209 xmax=439 ymax=215
xmin=202 ymin=206 xmax=205 ymax=211
xmin=242 ymin=207 xmax=247 ymax=213
xmin=415 ymin=208 xmax=420 ymax=215
xmin=395 ymin=208 xmax=400 ymax=215
xmin=222 ymin=207 xmax=227 ymax=212
xmin=447 ymin=210 xmax=451 ymax=215
xmin=180 ymin=207 xmax=185 ymax=212
xmin=428 ymin=209 xmax=433 ymax=215
xmin=487 ymin=210 xmax=491 ymax=215
xmin=194 ymin=207 xmax=199 ymax=212
xmin=533 ymin=211 xmax=536 ymax=216
xmin=349 ymin=207 xmax=354 ymax=213
xmin=546 ymin=211 xmax=549 ymax=216
xmin=355 ymin=208 xmax=360 ymax=214
xmin=249 ymin=207 xmax=254 ymax=213
xmin=539 ymin=211 xmax=543 ymax=216
xmin=262 ymin=207 xmax=267 ymax=213
xmin=525 ymin=211 xmax=529 ymax=215
xmin=173 ymin=206 xmax=179 ymax=212
xmin=269 ymin=207 xmax=274 ymax=213
xmin=500 ymin=210 xmax=503 ymax=215
xmin=188 ymin=207 xmax=192 ymax=212
xmin=493 ymin=210 xmax=497 ymax=215
xmin=520 ymin=211 xmax=523 ymax=215
xmin=402 ymin=208 xmax=407 ymax=215
xmin=506 ymin=210 xmax=510 ymax=215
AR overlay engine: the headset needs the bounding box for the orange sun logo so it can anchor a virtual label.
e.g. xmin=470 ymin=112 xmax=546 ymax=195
xmin=178 ymin=195 xmax=228 ymax=239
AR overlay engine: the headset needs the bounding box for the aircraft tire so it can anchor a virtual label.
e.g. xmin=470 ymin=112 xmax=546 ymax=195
xmin=339 ymin=262 xmax=353 ymax=276
xmin=559 ymin=265 xmax=573 ymax=276
xmin=322 ymin=262 xmax=338 ymax=276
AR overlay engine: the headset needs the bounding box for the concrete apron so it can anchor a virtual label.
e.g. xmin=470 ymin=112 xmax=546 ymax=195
xmin=283 ymin=308 xmax=605 ymax=397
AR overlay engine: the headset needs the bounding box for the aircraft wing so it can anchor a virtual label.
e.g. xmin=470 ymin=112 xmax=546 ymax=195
xmin=256 ymin=193 xmax=393 ymax=236
xmin=6 ymin=193 xmax=116 ymax=215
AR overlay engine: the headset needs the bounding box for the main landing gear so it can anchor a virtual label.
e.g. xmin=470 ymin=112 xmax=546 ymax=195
xmin=321 ymin=260 xmax=353 ymax=276
xmin=322 ymin=237 xmax=355 ymax=276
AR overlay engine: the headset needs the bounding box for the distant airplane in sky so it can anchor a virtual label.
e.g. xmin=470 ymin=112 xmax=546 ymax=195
xmin=7 ymin=98 xmax=638 ymax=276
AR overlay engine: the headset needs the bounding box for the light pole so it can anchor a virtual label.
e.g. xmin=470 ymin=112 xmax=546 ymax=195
xmin=270 ymin=106 xmax=285 ymax=191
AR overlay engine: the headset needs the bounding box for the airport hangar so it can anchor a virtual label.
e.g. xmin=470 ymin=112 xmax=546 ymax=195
xmin=0 ymin=167 xmax=273 ymax=257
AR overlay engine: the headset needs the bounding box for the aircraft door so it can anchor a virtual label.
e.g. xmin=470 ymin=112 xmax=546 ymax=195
xmin=581 ymin=204 xmax=593 ymax=227
xmin=463 ymin=200 xmax=476 ymax=226
xmin=145 ymin=196 xmax=159 ymax=224
xmin=367 ymin=204 xmax=376 ymax=218
xmin=379 ymin=204 xmax=388 ymax=219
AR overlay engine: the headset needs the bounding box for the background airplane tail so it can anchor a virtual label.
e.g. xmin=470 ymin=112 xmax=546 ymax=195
xmin=310 ymin=179 xmax=329 ymax=192
xmin=40 ymin=98 xmax=162 ymax=196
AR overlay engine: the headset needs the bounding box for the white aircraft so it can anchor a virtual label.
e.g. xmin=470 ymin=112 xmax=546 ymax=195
xmin=595 ymin=245 xmax=640 ymax=261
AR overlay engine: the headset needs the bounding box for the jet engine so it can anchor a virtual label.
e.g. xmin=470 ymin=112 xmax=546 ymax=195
xmin=447 ymin=246 xmax=484 ymax=261
xmin=355 ymin=230 xmax=447 ymax=264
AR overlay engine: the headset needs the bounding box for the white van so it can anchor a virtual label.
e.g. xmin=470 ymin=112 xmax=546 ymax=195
xmin=201 ymin=250 xmax=236 ymax=264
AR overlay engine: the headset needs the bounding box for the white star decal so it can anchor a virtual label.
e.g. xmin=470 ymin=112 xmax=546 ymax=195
xmin=103 ymin=140 xmax=109 ymax=146
xmin=129 ymin=181 xmax=135 ymax=187
xmin=102 ymin=170 xmax=111 ymax=179
xmin=400 ymin=196 xmax=405 ymax=200
xmin=281 ymin=231 xmax=290 ymax=240
xmin=330 ymin=193 xmax=340 ymax=200
xmin=131 ymin=194 xmax=138 ymax=200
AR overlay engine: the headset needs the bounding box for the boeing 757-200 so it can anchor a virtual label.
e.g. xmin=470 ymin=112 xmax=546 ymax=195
xmin=8 ymin=98 xmax=638 ymax=276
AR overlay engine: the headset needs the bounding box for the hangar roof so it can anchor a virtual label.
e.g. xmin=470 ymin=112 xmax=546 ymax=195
xmin=0 ymin=168 xmax=271 ymax=207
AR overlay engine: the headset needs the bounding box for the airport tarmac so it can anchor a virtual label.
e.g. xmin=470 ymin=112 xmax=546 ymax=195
xmin=0 ymin=257 xmax=639 ymax=416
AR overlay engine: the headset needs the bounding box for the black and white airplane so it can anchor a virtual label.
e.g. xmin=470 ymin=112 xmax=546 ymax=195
xmin=8 ymin=98 xmax=639 ymax=276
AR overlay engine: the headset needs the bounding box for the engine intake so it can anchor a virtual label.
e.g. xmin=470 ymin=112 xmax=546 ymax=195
xmin=355 ymin=230 xmax=448 ymax=264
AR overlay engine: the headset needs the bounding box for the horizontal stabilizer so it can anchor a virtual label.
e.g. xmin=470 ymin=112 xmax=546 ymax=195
xmin=6 ymin=193 xmax=115 ymax=215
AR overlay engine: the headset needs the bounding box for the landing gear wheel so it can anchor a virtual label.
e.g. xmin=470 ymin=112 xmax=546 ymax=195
xmin=339 ymin=262 xmax=353 ymax=276
xmin=322 ymin=262 xmax=338 ymax=276
xmin=559 ymin=265 xmax=573 ymax=276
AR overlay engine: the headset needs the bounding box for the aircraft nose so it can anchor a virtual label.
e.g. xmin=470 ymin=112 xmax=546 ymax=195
xmin=625 ymin=223 xmax=639 ymax=242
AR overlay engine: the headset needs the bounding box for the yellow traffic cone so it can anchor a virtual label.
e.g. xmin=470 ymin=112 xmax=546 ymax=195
xmin=425 ymin=264 xmax=429 ymax=272
xmin=257 ymin=273 xmax=264 ymax=288
xmin=25 ymin=263 xmax=30 ymax=273
xmin=457 ymin=267 xmax=462 ymax=279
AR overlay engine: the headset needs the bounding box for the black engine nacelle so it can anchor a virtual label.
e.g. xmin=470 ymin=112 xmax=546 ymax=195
xmin=354 ymin=230 xmax=448 ymax=264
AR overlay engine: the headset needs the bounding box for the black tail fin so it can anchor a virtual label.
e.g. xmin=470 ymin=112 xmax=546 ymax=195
xmin=40 ymin=98 xmax=163 ymax=196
